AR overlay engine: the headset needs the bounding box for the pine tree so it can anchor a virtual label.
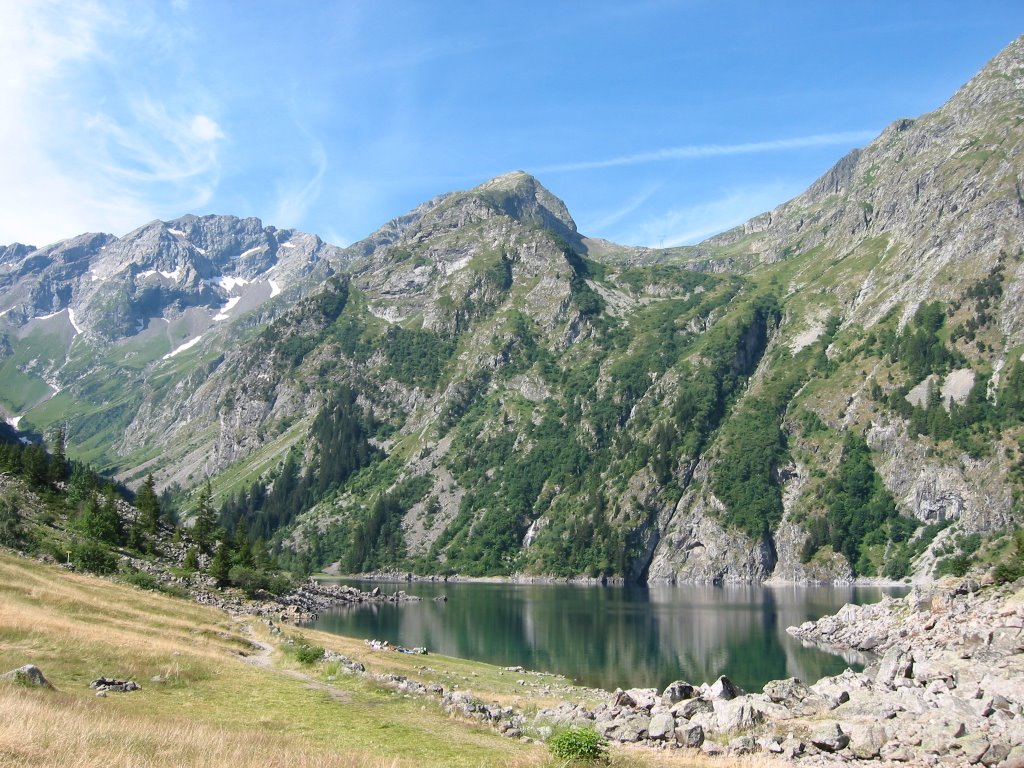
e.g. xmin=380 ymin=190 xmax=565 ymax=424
xmin=137 ymin=474 xmax=161 ymax=534
xmin=209 ymin=539 xmax=232 ymax=587
xmin=191 ymin=481 xmax=217 ymax=553
xmin=47 ymin=424 xmax=68 ymax=486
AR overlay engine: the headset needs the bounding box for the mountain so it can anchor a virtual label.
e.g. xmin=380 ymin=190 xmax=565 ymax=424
xmin=2 ymin=37 xmax=1024 ymax=584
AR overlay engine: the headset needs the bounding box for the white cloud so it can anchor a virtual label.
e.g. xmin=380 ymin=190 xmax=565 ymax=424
xmin=269 ymin=124 xmax=328 ymax=229
xmin=580 ymin=184 xmax=661 ymax=235
xmin=614 ymin=182 xmax=802 ymax=248
xmin=0 ymin=0 xmax=224 ymax=246
xmin=536 ymin=131 xmax=878 ymax=174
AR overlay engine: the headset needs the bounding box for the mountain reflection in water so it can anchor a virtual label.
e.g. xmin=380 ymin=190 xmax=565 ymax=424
xmin=308 ymin=580 xmax=907 ymax=692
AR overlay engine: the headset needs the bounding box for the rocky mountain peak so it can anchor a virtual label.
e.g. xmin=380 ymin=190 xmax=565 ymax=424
xmin=473 ymin=171 xmax=578 ymax=238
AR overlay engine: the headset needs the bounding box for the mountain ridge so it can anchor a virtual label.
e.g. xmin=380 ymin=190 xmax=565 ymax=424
xmin=2 ymin=36 xmax=1024 ymax=585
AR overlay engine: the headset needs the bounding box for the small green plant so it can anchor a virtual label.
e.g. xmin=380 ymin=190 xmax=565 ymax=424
xmin=293 ymin=644 xmax=325 ymax=665
xmin=993 ymin=527 xmax=1024 ymax=584
xmin=121 ymin=570 xmax=159 ymax=591
xmin=548 ymin=726 xmax=607 ymax=763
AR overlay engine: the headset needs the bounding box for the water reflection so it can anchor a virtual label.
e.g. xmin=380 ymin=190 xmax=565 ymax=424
xmin=308 ymin=580 xmax=905 ymax=692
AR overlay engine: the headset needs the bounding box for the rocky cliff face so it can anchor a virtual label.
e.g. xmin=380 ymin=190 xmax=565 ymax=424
xmin=3 ymin=40 xmax=1024 ymax=584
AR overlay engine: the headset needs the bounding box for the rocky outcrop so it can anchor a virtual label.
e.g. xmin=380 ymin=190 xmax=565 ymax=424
xmin=1 ymin=664 xmax=53 ymax=689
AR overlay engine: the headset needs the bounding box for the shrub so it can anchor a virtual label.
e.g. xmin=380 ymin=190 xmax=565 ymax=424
xmin=121 ymin=570 xmax=159 ymax=591
xmin=992 ymin=528 xmax=1024 ymax=584
xmin=548 ymin=727 xmax=607 ymax=763
xmin=71 ymin=539 xmax=118 ymax=575
xmin=293 ymin=644 xmax=325 ymax=665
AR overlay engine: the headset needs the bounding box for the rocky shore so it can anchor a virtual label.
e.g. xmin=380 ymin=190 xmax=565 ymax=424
xmin=519 ymin=577 xmax=1024 ymax=766
xmin=195 ymin=579 xmax=428 ymax=623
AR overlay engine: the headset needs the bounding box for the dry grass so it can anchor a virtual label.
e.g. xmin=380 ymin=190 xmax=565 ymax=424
xmin=0 ymin=553 xmax=751 ymax=767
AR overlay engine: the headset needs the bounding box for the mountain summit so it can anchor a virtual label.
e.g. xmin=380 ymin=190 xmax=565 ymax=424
xmin=2 ymin=37 xmax=1024 ymax=584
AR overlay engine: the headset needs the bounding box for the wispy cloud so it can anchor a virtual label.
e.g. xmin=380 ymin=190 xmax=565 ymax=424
xmin=580 ymin=184 xmax=661 ymax=234
xmin=535 ymin=131 xmax=877 ymax=174
xmin=269 ymin=123 xmax=328 ymax=229
xmin=613 ymin=182 xmax=802 ymax=248
xmin=0 ymin=0 xmax=224 ymax=245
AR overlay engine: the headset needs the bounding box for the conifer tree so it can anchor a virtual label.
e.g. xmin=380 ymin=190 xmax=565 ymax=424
xmin=191 ymin=481 xmax=217 ymax=553
xmin=137 ymin=474 xmax=161 ymax=534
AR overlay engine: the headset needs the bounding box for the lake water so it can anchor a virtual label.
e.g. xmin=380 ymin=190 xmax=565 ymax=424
xmin=309 ymin=580 xmax=907 ymax=693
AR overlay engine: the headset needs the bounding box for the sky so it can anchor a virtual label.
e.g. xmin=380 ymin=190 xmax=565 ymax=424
xmin=1 ymin=1 xmax=1022 ymax=250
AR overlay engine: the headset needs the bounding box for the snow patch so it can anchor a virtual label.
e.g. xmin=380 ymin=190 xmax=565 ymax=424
xmin=280 ymin=241 xmax=297 ymax=249
xmin=162 ymin=335 xmax=203 ymax=360
xmin=168 ymin=228 xmax=186 ymax=237
xmin=7 ymin=416 xmax=22 ymax=430
xmin=269 ymin=280 xmax=281 ymax=297
xmin=213 ymin=297 xmax=241 ymax=321
xmin=33 ymin=310 xmax=64 ymax=321
xmin=239 ymin=246 xmax=263 ymax=258
xmin=137 ymin=269 xmax=157 ymax=279
xmin=68 ymin=309 xmax=83 ymax=335
xmin=160 ymin=268 xmax=183 ymax=281
xmin=218 ymin=275 xmax=249 ymax=292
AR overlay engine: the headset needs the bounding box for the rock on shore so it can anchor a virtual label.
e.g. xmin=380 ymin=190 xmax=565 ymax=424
xmin=195 ymin=579 xmax=424 ymax=623
xmin=529 ymin=577 xmax=1024 ymax=766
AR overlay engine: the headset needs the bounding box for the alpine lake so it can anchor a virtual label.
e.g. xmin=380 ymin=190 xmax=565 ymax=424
xmin=308 ymin=579 xmax=908 ymax=692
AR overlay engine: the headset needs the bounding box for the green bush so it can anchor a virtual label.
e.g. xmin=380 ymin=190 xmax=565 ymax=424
xmin=293 ymin=644 xmax=325 ymax=665
xmin=548 ymin=727 xmax=607 ymax=763
xmin=993 ymin=528 xmax=1024 ymax=584
xmin=121 ymin=570 xmax=159 ymax=591
xmin=70 ymin=539 xmax=118 ymax=575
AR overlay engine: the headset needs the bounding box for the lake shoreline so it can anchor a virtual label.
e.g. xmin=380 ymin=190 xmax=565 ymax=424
xmin=317 ymin=568 xmax=912 ymax=589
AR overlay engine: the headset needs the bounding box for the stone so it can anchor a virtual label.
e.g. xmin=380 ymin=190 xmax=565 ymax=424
xmin=661 ymin=679 xmax=695 ymax=705
xmin=619 ymin=687 xmax=658 ymax=710
xmin=847 ymin=723 xmax=888 ymax=759
xmin=810 ymin=722 xmax=850 ymax=753
xmin=647 ymin=712 xmax=675 ymax=740
xmin=728 ymin=735 xmax=758 ymax=754
xmin=675 ymin=722 xmax=704 ymax=748
xmin=672 ymin=697 xmax=713 ymax=720
xmin=762 ymin=676 xmax=811 ymax=704
xmin=1 ymin=664 xmax=53 ymax=689
xmin=707 ymin=675 xmax=742 ymax=701
xmin=980 ymin=742 xmax=1010 ymax=767
xmin=781 ymin=737 xmax=805 ymax=759
xmin=958 ymin=734 xmax=991 ymax=764
xmin=876 ymin=647 xmax=915 ymax=690
xmin=712 ymin=698 xmax=764 ymax=732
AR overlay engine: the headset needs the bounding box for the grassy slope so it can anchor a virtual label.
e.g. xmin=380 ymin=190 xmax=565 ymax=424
xmin=0 ymin=552 xmax=716 ymax=768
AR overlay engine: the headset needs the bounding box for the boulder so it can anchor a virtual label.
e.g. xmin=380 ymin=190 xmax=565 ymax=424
xmin=981 ymin=742 xmax=1010 ymax=767
xmin=661 ymin=679 xmax=695 ymax=705
xmin=762 ymin=676 xmax=811 ymax=704
xmin=647 ymin=711 xmax=675 ymax=740
xmin=597 ymin=712 xmax=649 ymax=743
xmin=712 ymin=698 xmax=764 ymax=732
xmin=675 ymin=722 xmax=705 ymax=748
xmin=706 ymin=675 xmax=743 ymax=701
xmin=1 ymin=664 xmax=53 ymax=689
xmin=728 ymin=735 xmax=758 ymax=754
xmin=958 ymin=734 xmax=991 ymax=765
xmin=846 ymin=723 xmax=888 ymax=759
xmin=875 ymin=646 xmax=914 ymax=690
xmin=672 ymin=697 xmax=713 ymax=720
xmin=614 ymin=687 xmax=658 ymax=710
xmin=810 ymin=722 xmax=850 ymax=753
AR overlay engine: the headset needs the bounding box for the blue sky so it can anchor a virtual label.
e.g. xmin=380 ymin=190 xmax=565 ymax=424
xmin=1 ymin=1 xmax=1022 ymax=249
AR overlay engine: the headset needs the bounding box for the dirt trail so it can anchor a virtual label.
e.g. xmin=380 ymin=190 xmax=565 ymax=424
xmin=237 ymin=623 xmax=352 ymax=703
